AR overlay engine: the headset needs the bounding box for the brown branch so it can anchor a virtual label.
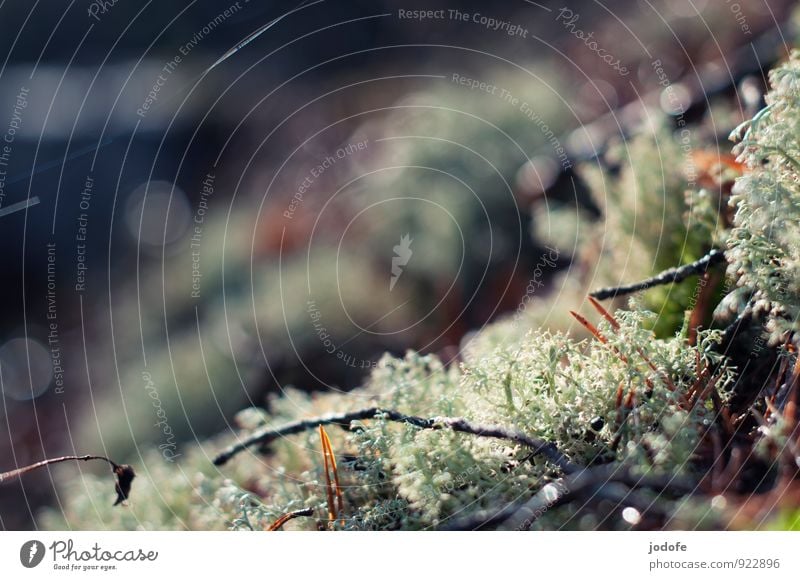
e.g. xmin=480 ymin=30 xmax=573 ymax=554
xmin=213 ymin=408 xmax=578 ymax=474
xmin=0 ymin=455 xmax=135 ymax=506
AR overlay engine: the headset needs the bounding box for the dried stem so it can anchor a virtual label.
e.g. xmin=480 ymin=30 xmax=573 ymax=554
xmin=213 ymin=408 xmax=578 ymax=474
xmin=267 ymin=507 xmax=315 ymax=531
xmin=0 ymin=455 xmax=134 ymax=506
xmin=589 ymin=249 xmax=725 ymax=300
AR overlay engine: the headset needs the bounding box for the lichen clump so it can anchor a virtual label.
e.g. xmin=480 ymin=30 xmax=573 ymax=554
xmin=45 ymin=310 xmax=731 ymax=531
xmin=727 ymin=50 xmax=800 ymax=344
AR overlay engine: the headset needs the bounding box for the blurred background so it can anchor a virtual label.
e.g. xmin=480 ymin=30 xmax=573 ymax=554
xmin=0 ymin=0 xmax=795 ymax=529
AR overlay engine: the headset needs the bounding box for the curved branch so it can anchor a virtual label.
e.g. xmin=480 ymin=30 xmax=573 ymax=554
xmin=1 ymin=455 xmax=134 ymax=506
xmin=212 ymin=408 xmax=578 ymax=474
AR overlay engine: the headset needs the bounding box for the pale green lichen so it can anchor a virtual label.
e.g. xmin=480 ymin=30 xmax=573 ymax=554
xmin=44 ymin=311 xmax=732 ymax=531
xmin=727 ymin=50 xmax=800 ymax=345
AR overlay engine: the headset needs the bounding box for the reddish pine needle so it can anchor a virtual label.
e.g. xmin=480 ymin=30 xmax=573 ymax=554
xmin=588 ymin=296 xmax=620 ymax=330
xmin=570 ymin=310 xmax=609 ymax=345
xmin=318 ymin=426 xmax=345 ymax=527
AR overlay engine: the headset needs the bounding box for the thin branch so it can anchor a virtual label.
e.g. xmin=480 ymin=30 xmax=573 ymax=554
xmin=0 ymin=455 xmax=117 ymax=482
xmin=267 ymin=507 xmax=315 ymax=531
xmin=505 ymin=466 xmax=687 ymax=530
xmin=589 ymin=249 xmax=725 ymax=300
xmin=442 ymin=501 xmax=520 ymax=531
xmin=202 ymin=0 xmax=318 ymax=76
xmin=0 ymin=455 xmax=135 ymax=506
xmin=213 ymin=408 xmax=578 ymax=474
xmin=444 ymin=463 xmax=695 ymax=530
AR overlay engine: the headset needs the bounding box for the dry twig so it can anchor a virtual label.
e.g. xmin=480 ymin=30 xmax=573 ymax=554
xmin=589 ymin=249 xmax=725 ymax=300
xmin=267 ymin=507 xmax=315 ymax=531
xmin=213 ymin=408 xmax=578 ymax=474
xmin=0 ymin=455 xmax=134 ymax=506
